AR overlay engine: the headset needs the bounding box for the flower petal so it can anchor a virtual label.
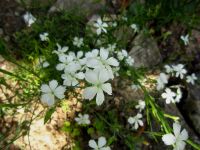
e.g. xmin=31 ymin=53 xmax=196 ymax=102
xmin=98 ymin=137 xmax=106 ymax=148
xmin=83 ymin=86 xmax=98 ymax=100
xmin=96 ymin=89 xmax=104 ymax=106
xmin=41 ymin=84 xmax=51 ymax=93
xmin=89 ymin=140 xmax=98 ymax=149
xmin=41 ymin=93 xmax=55 ymax=106
xmin=173 ymin=122 xmax=181 ymax=138
xmin=162 ymin=134 xmax=176 ymax=145
xmin=54 ymin=86 xmax=66 ymax=99
xmin=49 ymin=80 xmax=58 ymax=90
xmin=100 ymin=48 xmax=109 ymax=60
xmin=85 ymin=70 xmax=98 ymax=84
xmin=107 ymin=57 xmax=119 ymax=66
xmin=179 ymin=129 xmax=188 ymax=141
xmin=99 ymin=69 xmax=109 ymax=83
xmin=102 ymin=83 xmax=112 ymax=95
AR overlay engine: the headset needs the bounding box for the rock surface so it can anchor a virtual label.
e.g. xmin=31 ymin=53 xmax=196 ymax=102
xmin=129 ymin=33 xmax=162 ymax=68
xmin=49 ymin=0 xmax=107 ymax=17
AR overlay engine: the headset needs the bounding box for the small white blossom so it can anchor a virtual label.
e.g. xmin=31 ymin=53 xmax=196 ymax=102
xmin=173 ymin=64 xmax=187 ymax=79
xmin=180 ymin=34 xmax=189 ymax=45
xmin=107 ymin=43 xmax=116 ymax=52
xmin=186 ymin=73 xmax=197 ymax=85
xmin=75 ymin=114 xmax=90 ymax=125
xmin=156 ymin=73 xmax=169 ymax=90
xmin=94 ymin=18 xmax=108 ymax=35
xmin=56 ymin=55 xmax=74 ymax=71
xmin=162 ymin=122 xmax=188 ymax=150
xmin=117 ymin=49 xmax=128 ymax=61
xmin=42 ymin=61 xmax=50 ymax=68
xmin=40 ymin=80 xmax=66 ymax=106
xmin=130 ymin=24 xmax=139 ymax=33
xmin=135 ymin=100 xmax=145 ymax=112
xmin=73 ymin=37 xmax=84 ymax=48
xmin=125 ymin=56 xmax=134 ymax=66
xmin=52 ymin=43 xmax=68 ymax=59
xmin=83 ymin=69 xmax=112 ymax=106
xmin=23 ymin=12 xmax=36 ymax=27
xmin=128 ymin=113 xmax=144 ymax=130
xmin=89 ymin=136 xmax=111 ymax=150
xmin=161 ymin=88 xmax=176 ymax=104
xmin=175 ymin=87 xmax=182 ymax=103
xmin=39 ymin=32 xmax=49 ymax=41
xmin=164 ymin=65 xmax=174 ymax=74
xmin=87 ymin=48 xmax=119 ymax=79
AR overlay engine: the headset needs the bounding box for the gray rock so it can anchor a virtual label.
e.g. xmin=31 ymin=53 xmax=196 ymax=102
xmin=129 ymin=33 xmax=162 ymax=68
xmin=49 ymin=0 xmax=106 ymax=17
xmin=183 ymin=80 xmax=200 ymax=137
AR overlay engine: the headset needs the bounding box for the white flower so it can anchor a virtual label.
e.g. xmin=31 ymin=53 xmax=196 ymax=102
xmin=175 ymin=87 xmax=182 ymax=103
xmin=23 ymin=12 xmax=36 ymax=27
xmin=107 ymin=43 xmax=116 ymax=52
xmin=61 ymin=67 xmax=84 ymax=86
xmin=89 ymin=136 xmax=111 ymax=150
xmin=87 ymin=48 xmax=119 ymax=79
xmin=186 ymin=73 xmax=197 ymax=85
xmin=73 ymin=37 xmax=84 ymax=48
xmin=56 ymin=55 xmax=74 ymax=71
xmin=40 ymin=80 xmax=66 ymax=106
xmin=180 ymin=34 xmax=189 ymax=45
xmin=128 ymin=113 xmax=144 ymax=130
xmin=161 ymin=88 xmax=176 ymax=104
xmin=75 ymin=114 xmax=90 ymax=125
xmin=162 ymin=122 xmax=188 ymax=150
xmin=164 ymin=65 xmax=174 ymax=74
xmin=130 ymin=24 xmax=138 ymax=33
xmin=173 ymin=64 xmax=187 ymax=79
xmin=52 ymin=43 xmax=68 ymax=59
xmin=117 ymin=49 xmax=128 ymax=61
xmin=39 ymin=32 xmax=49 ymax=41
xmin=125 ymin=56 xmax=134 ymax=66
xmin=42 ymin=61 xmax=50 ymax=68
xmin=112 ymin=22 xmax=117 ymax=27
xmin=135 ymin=100 xmax=145 ymax=112
xmin=156 ymin=73 xmax=169 ymax=90
xmin=94 ymin=18 xmax=108 ymax=35
xmin=83 ymin=69 xmax=112 ymax=106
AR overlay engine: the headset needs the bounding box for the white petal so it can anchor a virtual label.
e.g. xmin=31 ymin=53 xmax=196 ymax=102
xmin=99 ymin=69 xmax=109 ymax=83
xmin=100 ymin=48 xmax=109 ymax=60
xmin=98 ymin=137 xmax=106 ymax=148
xmin=75 ymin=72 xmax=85 ymax=79
xmin=49 ymin=80 xmax=58 ymax=90
xmin=107 ymin=57 xmax=119 ymax=66
xmin=96 ymin=89 xmax=104 ymax=105
xmin=89 ymin=140 xmax=98 ymax=149
xmin=41 ymin=84 xmax=51 ymax=93
xmin=162 ymin=134 xmax=176 ymax=145
xmin=179 ymin=129 xmax=188 ymax=141
xmin=102 ymin=83 xmax=112 ymax=95
xmin=97 ymin=28 xmax=101 ymax=35
xmin=56 ymin=63 xmax=65 ymax=71
xmin=41 ymin=93 xmax=55 ymax=106
xmin=83 ymin=86 xmax=98 ymax=100
xmin=86 ymin=58 xmax=100 ymax=68
xmin=54 ymin=86 xmax=66 ymax=99
xmin=100 ymin=147 xmax=111 ymax=150
xmin=85 ymin=70 xmax=98 ymax=84
xmin=173 ymin=123 xmax=181 ymax=137
xmin=175 ymin=141 xmax=186 ymax=150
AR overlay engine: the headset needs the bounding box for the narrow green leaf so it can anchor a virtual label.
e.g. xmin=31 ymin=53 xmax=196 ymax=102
xmin=44 ymin=107 xmax=55 ymax=124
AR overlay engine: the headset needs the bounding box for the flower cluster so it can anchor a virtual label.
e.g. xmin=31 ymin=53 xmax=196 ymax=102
xmin=156 ymin=64 xmax=197 ymax=104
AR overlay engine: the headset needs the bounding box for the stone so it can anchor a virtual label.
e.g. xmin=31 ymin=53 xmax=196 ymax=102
xmin=129 ymin=33 xmax=162 ymax=68
xmin=181 ymin=77 xmax=200 ymax=137
xmin=49 ymin=0 xmax=107 ymax=17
